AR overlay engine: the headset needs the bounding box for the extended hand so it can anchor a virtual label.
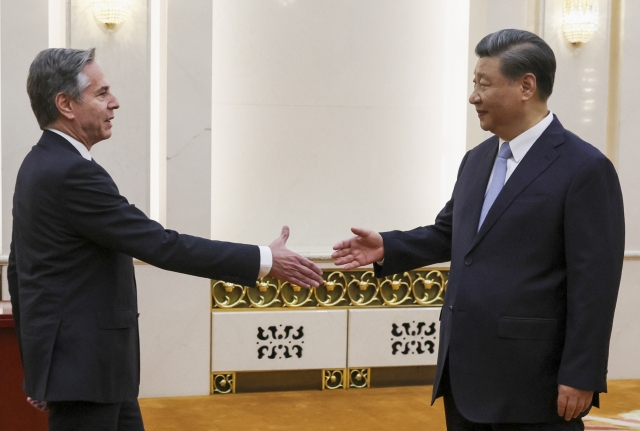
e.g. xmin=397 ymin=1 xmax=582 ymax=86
xmin=269 ymin=226 xmax=323 ymax=288
xmin=331 ymin=227 xmax=384 ymax=270
xmin=557 ymin=384 xmax=593 ymax=421
xmin=27 ymin=397 xmax=48 ymax=412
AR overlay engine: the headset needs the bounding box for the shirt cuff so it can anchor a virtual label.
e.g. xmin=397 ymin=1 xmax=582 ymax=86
xmin=258 ymin=246 xmax=273 ymax=278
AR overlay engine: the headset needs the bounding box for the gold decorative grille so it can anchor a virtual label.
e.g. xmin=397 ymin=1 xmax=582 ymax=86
xmin=211 ymin=268 xmax=448 ymax=310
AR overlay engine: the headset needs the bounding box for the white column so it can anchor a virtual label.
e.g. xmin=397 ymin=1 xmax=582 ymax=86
xmin=441 ymin=0 xmax=470 ymax=204
xmin=149 ymin=0 xmax=167 ymax=225
xmin=48 ymin=0 xmax=66 ymax=48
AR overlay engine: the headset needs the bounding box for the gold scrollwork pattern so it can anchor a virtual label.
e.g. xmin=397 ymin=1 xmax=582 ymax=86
xmin=412 ymin=270 xmax=447 ymax=306
xmin=348 ymin=368 xmax=370 ymax=389
xmin=314 ymin=271 xmax=348 ymax=307
xmin=211 ymin=373 xmax=235 ymax=394
xmin=322 ymin=369 xmax=346 ymax=390
xmin=281 ymin=281 xmax=315 ymax=307
xmin=211 ymin=269 xmax=448 ymax=309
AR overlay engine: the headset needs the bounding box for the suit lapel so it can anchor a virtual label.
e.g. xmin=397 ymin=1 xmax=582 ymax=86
xmin=468 ymin=117 xmax=565 ymax=252
xmin=458 ymin=137 xmax=499 ymax=251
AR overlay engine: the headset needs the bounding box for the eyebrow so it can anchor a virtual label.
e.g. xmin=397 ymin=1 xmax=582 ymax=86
xmin=95 ymin=86 xmax=109 ymax=93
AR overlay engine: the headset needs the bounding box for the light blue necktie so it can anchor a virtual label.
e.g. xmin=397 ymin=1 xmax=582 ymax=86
xmin=478 ymin=142 xmax=512 ymax=230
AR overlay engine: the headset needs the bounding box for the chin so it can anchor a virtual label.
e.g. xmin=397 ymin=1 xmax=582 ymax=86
xmin=479 ymin=121 xmax=491 ymax=131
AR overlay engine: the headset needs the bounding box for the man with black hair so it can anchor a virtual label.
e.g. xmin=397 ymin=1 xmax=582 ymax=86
xmin=333 ymin=29 xmax=624 ymax=430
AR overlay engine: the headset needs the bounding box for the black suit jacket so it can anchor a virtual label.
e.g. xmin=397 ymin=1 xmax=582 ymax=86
xmin=8 ymin=130 xmax=260 ymax=403
xmin=376 ymin=116 xmax=624 ymax=423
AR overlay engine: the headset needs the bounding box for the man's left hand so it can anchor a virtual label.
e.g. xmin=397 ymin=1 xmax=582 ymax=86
xmin=557 ymin=384 xmax=593 ymax=421
xmin=27 ymin=397 xmax=49 ymax=412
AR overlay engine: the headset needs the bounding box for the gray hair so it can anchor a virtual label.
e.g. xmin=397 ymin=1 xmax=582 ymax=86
xmin=27 ymin=48 xmax=96 ymax=129
xmin=475 ymin=29 xmax=556 ymax=101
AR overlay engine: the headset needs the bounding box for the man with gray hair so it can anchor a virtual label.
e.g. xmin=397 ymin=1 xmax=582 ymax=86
xmin=9 ymin=47 xmax=323 ymax=430
xmin=333 ymin=29 xmax=624 ymax=430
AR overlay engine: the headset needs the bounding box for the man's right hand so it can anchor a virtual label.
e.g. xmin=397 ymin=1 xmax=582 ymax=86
xmin=269 ymin=226 xmax=323 ymax=288
xmin=332 ymin=227 xmax=384 ymax=269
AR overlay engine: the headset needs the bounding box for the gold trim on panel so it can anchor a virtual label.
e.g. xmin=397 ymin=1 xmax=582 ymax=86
xmin=211 ymin=372 xmax=236 ymax=394
xmin=211 ymin=268 xmax=448 ymax=310
xmin=322 ymin=369 xmax=347 ymax=390
xmin=348 ymin=368 xmax=371 ymax=389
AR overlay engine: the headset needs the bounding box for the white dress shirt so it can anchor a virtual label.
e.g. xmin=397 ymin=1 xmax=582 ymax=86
xmin=484 ymin=111 xmax=554 ymax=194
xmin=46 ymin=128 xmax=273 ymax=277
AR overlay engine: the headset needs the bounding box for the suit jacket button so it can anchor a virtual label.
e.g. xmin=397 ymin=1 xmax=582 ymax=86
xmin=464 ymin=256 xmax=473 ymax=265
xmin=449 ymin=306 xmax=453 ymax=313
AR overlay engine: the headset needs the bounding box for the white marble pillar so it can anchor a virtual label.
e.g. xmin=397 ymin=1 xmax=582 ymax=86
xmin=137 ymin=0 xmax=214 ymax=398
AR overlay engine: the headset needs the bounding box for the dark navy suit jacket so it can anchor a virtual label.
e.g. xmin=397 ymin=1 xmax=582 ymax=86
xmin=376 ymin=116 xmax=625 ymax=423
xmin=9 ymin=130 xmax=260 ymax=403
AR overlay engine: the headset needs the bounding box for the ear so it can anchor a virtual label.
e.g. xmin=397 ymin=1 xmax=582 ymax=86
xmin=54 ymin=93 xmax=75 ymax=121
xmin=520 ymin=73 xmax=537 ymax=101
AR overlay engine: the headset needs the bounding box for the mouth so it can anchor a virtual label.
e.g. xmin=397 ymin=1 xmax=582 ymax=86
xmin=476 ymin=110 xmax=488 ymax=117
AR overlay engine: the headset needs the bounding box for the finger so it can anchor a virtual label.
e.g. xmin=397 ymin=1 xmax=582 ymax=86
xmin=580 ymin=395 xmax=592 ymax=412
xmin=557 ymin=394 xmax=567 ymax=418
xmin=288 ymin=277 xmax=309 ymax=289
xmin=332 ymin=248 xmax=353 ymax=259
xmin=333 ymin=240 xmax=346 ymax=250
xmin=573 ymin=399 xmax=586 ymax=419
xmin=293 ymin=261 xmax=324 ymax=286
xmin=564 ymin=397 xmax=578 ymax=421
xmin=351 ymin=227 xmax=370 ymax=237
xmin=577 ymin=395 xmax=591 ymax=416
xmin=334 ymin=255 xmax=355 ymax=266
xmin=280 ymin=226 xmax=290 ymax=243
xmin=344 ymin=260 xmax=364 ymax=270
xmin=299 ymin=257 xmax=324 ymax=277
xmin=299 ymin=272 xmax=322 ymax=288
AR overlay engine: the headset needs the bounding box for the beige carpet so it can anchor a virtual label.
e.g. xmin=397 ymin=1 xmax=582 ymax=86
xmin=139 ymin=380 xmax=640 ymax=431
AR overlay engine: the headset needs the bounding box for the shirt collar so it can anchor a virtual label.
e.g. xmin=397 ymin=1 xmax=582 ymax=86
xmin=499 ymin=111 xmax=554 ymax=163
xmin=46 ymin=128 xmax=92 ymax=161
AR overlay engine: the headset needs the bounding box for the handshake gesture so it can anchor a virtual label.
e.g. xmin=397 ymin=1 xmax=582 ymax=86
xmin=268 ymin=227 xmax=384 ymax=288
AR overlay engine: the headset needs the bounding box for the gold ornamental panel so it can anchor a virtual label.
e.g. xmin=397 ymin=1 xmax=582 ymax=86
xmin=211 ymin=268 xmax=448 ymax=310
xmin=348 ymin=368 xmax=370 ymax=389
xmin=211 ymin=372 xmax=236 ymax=394
xmin=322 ymin=369 xmax=346 ymax=390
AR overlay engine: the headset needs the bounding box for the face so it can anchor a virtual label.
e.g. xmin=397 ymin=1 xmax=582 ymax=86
xmin=469 ymin=56 xmax=525 ymax=139
xmin=70 ymin=62 xmax=120 ymax=147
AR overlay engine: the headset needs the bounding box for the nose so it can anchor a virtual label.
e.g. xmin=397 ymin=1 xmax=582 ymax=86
xmin=469 ymin=89 xmax=480 ymax=105
xmin=109 ymin=95 xmax=120 ymax=110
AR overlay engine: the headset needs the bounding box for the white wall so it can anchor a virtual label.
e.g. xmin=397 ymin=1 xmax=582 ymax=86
xmin=610 ymin=0 xmax=640 ymax=379
xmin=1 ymin=0 xmax=48 ymax=254
xmin=69 ymin=0 xmax=150 ymax=212
xmin=210 ymin=0 xmax=469 ymax=250
xmin=543 ymin=0 xmax=611 ymax=154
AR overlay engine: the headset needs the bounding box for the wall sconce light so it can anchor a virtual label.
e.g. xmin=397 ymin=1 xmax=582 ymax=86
xmin=92 ymin=0 xmax=132 ymax=28
xmin=562 ymin=0 xmax=599 ymax=45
